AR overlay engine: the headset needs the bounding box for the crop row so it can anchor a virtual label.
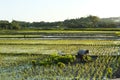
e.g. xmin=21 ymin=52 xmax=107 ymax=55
xmin=0 ymin=44 xmax=119 ymax=55
xmin=0 ymin=54 xmax=120 ymax=80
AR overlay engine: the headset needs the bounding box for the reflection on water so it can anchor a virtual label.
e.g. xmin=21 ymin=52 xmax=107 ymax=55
xmin=0 ymin=36 xmax=119 ymax=40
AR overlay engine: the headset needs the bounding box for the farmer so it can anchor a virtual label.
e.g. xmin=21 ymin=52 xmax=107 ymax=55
xmin=76 ymin=50 xmax=89 ymax=61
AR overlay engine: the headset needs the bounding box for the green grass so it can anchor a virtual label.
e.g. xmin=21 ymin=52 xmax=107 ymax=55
xmin=0 ymin=29 xmax=119 ymax=34
xmin=0 ymin=40 xmax=119 ymax=55
xmin=0 ymin=39 xmax=119 ymax=45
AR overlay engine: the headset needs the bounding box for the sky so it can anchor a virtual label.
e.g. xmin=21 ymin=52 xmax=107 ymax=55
xmin=0 ymin=0 xmax=120 ymax=22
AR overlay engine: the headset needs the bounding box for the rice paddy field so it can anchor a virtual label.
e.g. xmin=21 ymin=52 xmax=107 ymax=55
xmin=0 ymin=30 xmax=120 ymax=80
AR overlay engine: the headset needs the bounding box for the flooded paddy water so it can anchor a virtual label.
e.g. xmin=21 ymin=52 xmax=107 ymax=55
xmin=0 ymin=30 xmax=120 ymax=79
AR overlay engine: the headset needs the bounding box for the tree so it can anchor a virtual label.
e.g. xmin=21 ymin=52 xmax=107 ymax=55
xmin=11 ymin=20 xmax=21 ymax=29
xmin=0 ymin=20 xmax=10 ymax=29
xmin=86 ymin=15 xmax=100 ymax=28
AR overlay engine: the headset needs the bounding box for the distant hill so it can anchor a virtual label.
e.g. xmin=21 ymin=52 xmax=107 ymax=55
xmin=102 ymin=17 xmax=120 ymax=22
xmin=0 ymin=15 xmax=120 ymax=29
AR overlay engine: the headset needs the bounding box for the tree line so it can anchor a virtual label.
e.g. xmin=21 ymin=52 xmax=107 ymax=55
xmin=0 ymin=15 xmax=120 ymax=30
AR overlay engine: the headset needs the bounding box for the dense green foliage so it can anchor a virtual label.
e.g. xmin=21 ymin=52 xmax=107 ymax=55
xmin=38 ymin=54 xmax=76 ymax=66
xmin=0 ymin=15 xmax=120 ymax=30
